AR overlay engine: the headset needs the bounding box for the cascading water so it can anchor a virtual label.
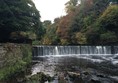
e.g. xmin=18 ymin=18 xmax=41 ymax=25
xmin=55 ymin=46 xmax=59 ymax=55
xmin=33 ymin=46 xmax=118 ymax=57
xmin=32 ymin=46 xmax=118 ymax=83
xmin=96 ymin=46 xmax=102 ymax=54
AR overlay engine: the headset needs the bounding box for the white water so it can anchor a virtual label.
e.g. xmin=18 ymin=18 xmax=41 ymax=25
xmin=55 ymin=46 xmax=59 ymax=55
xmin=32 ymin=46 xmax=118 ymax=65
xmin=32 ymin=46 xmax=118 ymax=83
xmin=33 ymin=46 xmax=118 ymax=56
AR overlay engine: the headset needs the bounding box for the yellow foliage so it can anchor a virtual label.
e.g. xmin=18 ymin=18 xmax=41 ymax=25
xmin=60 ymin=39 xmax=70 ymax=45
xmin=42 ymin=35 xmax=52 ymax=45
xmin=75 ymin=32 xmax=87 ymax=44
xmin=100 ymin=5 xmax=118 ymax=20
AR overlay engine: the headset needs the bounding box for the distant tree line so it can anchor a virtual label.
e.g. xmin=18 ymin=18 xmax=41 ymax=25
xmin=40 ymin=0 xmax=118 ymax=45
xmin=0 ymin=0 xmax=118 ymax=45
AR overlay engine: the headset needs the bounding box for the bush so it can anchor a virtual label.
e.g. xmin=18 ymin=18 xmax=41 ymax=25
xmin=0 ymin=44 xmax=32 ymax=80
xmin=99 ymin=5 xmax=118 ymax=32
xmin=100 ymin=31 xmax=118 ymax=43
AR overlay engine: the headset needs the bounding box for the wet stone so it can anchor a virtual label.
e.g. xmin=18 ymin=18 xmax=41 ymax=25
xmin=31 ymin=56 xmax=118 ymax=83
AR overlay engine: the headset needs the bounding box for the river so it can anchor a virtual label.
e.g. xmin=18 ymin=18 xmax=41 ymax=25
xmin=31 ymin=46 xmax=118 ymax=83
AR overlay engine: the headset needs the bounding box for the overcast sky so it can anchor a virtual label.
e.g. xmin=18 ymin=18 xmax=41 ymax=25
xmin=33 ymin=0 xmax=69 ymax=22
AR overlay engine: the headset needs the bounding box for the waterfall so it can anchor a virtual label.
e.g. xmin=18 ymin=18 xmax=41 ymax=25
xmin=33 ymin=46 xmax=118 ymax=57
xmin=96 ymin=46 xmax=102 ymax=54
xmin=55 ymin=46 xmax=59 ymax=55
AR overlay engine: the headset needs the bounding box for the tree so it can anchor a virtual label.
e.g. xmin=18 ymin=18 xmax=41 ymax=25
xmin=100 ymin=31 xmax=118 ymax=44
xmin=65 ymin=0 xmax=78 ymax=13
xmin=0 ymin=0 xmax=43 ymax=42
xmin=42 ymin=20 xmax=52 ymax=29
xmin=99 ymin=5 xmax=118 ymax=33
xmin=56 ymin=15 xmax=73 ymax=45
xmin=39 ymin=0 xmax=118 ymax=45
xmin=41 ymin=19 xmax=60 ymax=45
xmin=86 ymin=5 xmax=118 ymax=44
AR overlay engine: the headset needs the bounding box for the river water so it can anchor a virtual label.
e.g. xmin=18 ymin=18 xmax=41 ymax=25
xmin=31 ymin=46 xmax=118 ymax=83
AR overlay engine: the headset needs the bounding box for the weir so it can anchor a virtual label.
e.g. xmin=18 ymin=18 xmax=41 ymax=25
xmin=32 ymin=46 xmax=118 ymax=57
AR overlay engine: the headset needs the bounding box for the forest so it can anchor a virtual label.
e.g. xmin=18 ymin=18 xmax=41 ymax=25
xmin=0 ymin=0 xmax=118 ymax=45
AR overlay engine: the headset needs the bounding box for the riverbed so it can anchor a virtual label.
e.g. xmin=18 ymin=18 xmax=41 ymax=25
xmin=31 ymin=54 xmax=118 ymax=83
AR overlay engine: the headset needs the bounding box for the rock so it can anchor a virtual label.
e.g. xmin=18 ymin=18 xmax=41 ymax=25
xmin=68 ymin=72 xmax=80 ymax=77
xmin=82 ymin=71 xmax=90 ymax=75
xmin=26 ymin=72 xmax=54 ymax=83
xmin=90 ymin=79 xmax=101 ymax=83
xmin=114 ymin=56 xmax=118 ymax=59
xmin=109 ymin=76 xmax=118 ymax=83
xmin=97 ymin=74 xmax=106 ymax=78
xmin=89 ymin=75 xmax=101 ymax=83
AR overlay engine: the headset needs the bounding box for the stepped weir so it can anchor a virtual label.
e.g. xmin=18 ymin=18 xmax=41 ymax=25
xmin=32 ymin=46 xmax=118 ymax=57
